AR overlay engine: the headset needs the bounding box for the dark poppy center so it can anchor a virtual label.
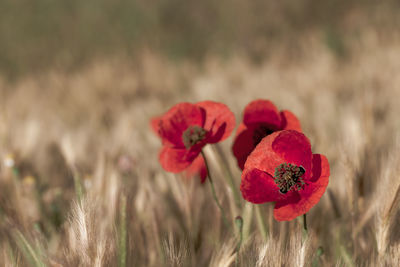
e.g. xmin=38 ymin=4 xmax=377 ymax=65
xmin=182 ymin=126 xmax=207 ymax=149
xmin=252 ymin=125 xmax=274 ymax=146
xmin=274 ymin=163 xmax=306 ymax=194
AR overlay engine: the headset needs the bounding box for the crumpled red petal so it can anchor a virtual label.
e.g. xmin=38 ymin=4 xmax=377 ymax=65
xmin=240 ymin=168 xmax=282 ymax=203
xmin=310 ymin=154 xmax=330 ymax=182
xmin=271 ymin=130 xmax=312 ymax=180
xmin=159 ymin=146 xmax=199 ymax=173
xmin=243 ymin=99 xmax=281 ymax=129
xmin=280 ymin=110 xmax=302 ymax=131
xmin=273 ymin=192 xmax=302 ymax=221
xmin=244 ymin=130 xmax=312 ymax=181
xmin=243 ymin=131 xmax=287 ymax=177
xmin=157 ymin=103 xmax=205 ymax=148
xmin=184 ymin=155 xmax=207 ymax=183
xmin=273 ymin=154 xmax=330 ymax=221
xmin=232 ymin=123 xmax=257 ymax=170
xmin=196 ymin=101 xmax=235 ymax=143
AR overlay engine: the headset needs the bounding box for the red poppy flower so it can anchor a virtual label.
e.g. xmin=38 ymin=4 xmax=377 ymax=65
xmin=151 ymin=101 xmax=235 ymax=181
xmin=240 ymin=130 xmax=330 ymax=221
xmin=232 ymin=99 xmax=302 ymax=170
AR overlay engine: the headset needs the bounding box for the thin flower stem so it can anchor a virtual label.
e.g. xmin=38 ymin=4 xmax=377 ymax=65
xmin=201 ymin=150 xmax=229 ymax=228
xmin=303 ymin=213 xmax=308 ymax=232
xmin=214 ymin=144 xmax=242 ymax=208
xmin=235 ymin=216 xmax=243 ymax=266
xmin=255 ymin=205 xmax=268 ymax=241
xmin=302 ymin=213 xmax=308 ymax=241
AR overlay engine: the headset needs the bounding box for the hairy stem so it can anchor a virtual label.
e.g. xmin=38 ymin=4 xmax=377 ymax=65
xmin=235 ymin=216 xmax=243 ymax=266
xmin=303 ymin=213 xmax=308 ymax=232
xmin=214 ymin=144 xmax=242 ymax=208
xmin=302 ymin=213 xmax=308 ymax=241
xmin=201 ymin=150 xmax=229 ymax=228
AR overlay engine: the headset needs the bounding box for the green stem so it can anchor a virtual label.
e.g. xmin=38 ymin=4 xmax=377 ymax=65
xmin=303 ymin=213 xmax=307 ymax=232
xmin=201 ymin=150 xmax=229 ymax=228
xmin=214 ymin=145 xmax=241 ymax=208
xmin=235 ymin=216 xmax=243 ymax=266
xmin=255 ymin=205 xmax=268 ymax=241
xmin=302 ymin=213 xmax=308 ymax=241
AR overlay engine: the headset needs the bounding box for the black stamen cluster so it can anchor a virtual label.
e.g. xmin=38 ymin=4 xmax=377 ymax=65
xmin=274 ymin=163 xmax=306 ymax=194
xmin=182 ymin=126 xmax=207 ymax=148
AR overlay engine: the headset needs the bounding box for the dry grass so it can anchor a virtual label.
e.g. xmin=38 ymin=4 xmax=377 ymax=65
xmin=1 ymin=27 xmax=400 ymax=266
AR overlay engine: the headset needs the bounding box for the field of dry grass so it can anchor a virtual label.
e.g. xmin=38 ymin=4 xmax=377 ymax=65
xmin=1 ymin=26 xmax=400 ymax=266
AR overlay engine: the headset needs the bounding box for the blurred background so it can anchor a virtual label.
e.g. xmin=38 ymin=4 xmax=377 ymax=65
xmin=0 ymin=0 xmax=399 ymax=79
xmin=1 ymin=1 xmax=400 ymax=266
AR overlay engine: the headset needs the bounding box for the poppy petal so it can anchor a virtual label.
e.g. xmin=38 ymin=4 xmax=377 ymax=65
xmin=232 ymin=123 xmax=257 ymax=170
xmin=273 ymin=154 xmax=329 ymax=221
xmin=310 ymin=154 xmax=330 ymax=182
xmin=243 ymin=99 xmax=281 ymax=129
xmin=271 ymin=130 xmax=312 ymax=179
xmin=150 ymin=116 xmax=162 ymax=137
xmin=184 ymin=155 xmax=207 ymax=183
xmin=280 ymin=110 xmax=302 ymax=131
xmin=244 ymin=131 xmax=286 ymax=176
xmin=273 ymin=174 xmax=329 ymax=221
xmin=240 ymin=168 xmax=282 ymax=203
xmin=273 ymin=192 xmax=302 ymax=221
xmin=298 ymin=169 xmax=329 ymax=210
xmin=244 ymin=130 xmax=312 ymax=179
xmin=159 ymin=146 xmax=199 ymax=173
xmin=158 ymin=103 xmax=205 ymax=147
xmin=196 ymin=101 xmax=236 ymax=143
